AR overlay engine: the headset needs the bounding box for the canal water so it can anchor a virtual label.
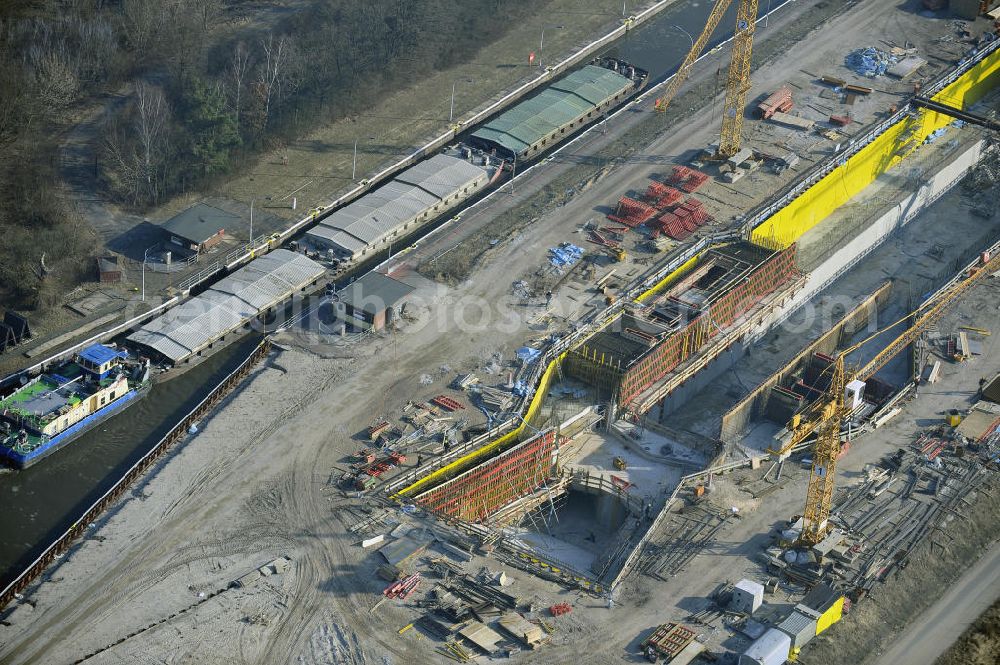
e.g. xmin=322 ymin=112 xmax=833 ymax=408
xmin=0 ymin=0 xmax=794 ymax=592
xmin=0 ymin=336 xmax=261 ymax=588
xmin=606 ymin=0 xmax=790 ymax=83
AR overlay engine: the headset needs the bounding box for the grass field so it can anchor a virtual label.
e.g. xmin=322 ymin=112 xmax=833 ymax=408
xmin=212 ymin=0 xmax=662 ymax=230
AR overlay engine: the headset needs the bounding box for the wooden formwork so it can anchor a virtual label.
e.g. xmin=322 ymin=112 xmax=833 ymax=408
xmin=414 ymin=429 xmax=559 ymax=524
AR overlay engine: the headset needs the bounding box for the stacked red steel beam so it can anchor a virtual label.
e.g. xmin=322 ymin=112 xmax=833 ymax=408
xmin=608 ymin=197 xmax=659 ymax=227
xmin=667 ymin=165 xmax=709 ymax=193
xmin=644 ymin=181 xmax=684 ymax=208
xmin=651 ymin=198 xmax=713 ymax=240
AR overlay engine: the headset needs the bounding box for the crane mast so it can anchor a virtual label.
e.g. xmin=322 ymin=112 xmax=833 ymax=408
xmin=719 ymin=0 xmax=758 ymax=157
xmin=792 ymin=249 xmax=1000 ymax=545
xmin=654 ymin=0 xmax=759 ymax=158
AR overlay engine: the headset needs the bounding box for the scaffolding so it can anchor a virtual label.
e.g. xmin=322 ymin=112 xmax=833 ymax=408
xmin=566 ymin=243 xmax=798 ymax=409
xmin=414 ymin=429 xmax=559 ymax=524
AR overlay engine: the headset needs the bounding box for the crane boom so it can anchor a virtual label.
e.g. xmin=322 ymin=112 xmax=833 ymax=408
xmin=654 ymin=0 xmax=734 ymax=114
xmin=655 ymin=0 xmax=759 ymax=158
xmin=793 ymin=249 xmax=1000 ymax=545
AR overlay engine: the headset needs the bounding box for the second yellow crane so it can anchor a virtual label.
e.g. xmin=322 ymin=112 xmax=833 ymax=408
xmin=777 ymin=249 xmax=1000 ymax=546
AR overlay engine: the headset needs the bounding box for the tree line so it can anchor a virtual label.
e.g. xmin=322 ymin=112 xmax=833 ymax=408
xmin=102 ymin=0 xmax=530 ymax=207
xmin=0 ymin=0 xmax=528 ymax=310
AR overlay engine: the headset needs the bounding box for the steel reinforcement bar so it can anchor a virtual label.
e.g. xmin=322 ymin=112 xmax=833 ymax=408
xmin=0 ymin=337 xmax=272 ymax=612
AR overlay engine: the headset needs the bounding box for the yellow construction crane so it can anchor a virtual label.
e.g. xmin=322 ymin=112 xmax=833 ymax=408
xmin=774 ymin=249 xmax=1000 ymax=545
xmin=654 ymin=0 xmax=759 ymax=157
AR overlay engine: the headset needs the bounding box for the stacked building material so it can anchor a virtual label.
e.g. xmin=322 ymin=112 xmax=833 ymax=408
xmin=478 ymin=386 xmax=514 ymax=412
xmin=650 ymin=198 xmax=713 ymax=240
xmin=757 ymin=85 xmax=794 ymax=119
xmin=844 ymin=46 xmax=897 ymax=78
xmin=644 ymin=181 xmax=684 ymax=207
xmin=608 ymin=197 xmax=658 ymax=226
xmin=667 ymin=165 xmax=709 ymax=193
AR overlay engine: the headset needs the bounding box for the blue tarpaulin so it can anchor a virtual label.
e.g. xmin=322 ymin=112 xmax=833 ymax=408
xmin=844 ymin=47 xmax=897 ymax=78
xmin=548 ymin=243 xmax=584 ymax=268
xmin=516 ymin=346 xmax=542 ymax=363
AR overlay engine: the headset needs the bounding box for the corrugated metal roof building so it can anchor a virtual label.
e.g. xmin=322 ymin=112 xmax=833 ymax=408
xmin=127 ymin=249 xmax=324 ymax=363
xmin=470 ymin=65 xmax=635 ymax=160
xmin=304 ymin=154 xmax=487 ymax=260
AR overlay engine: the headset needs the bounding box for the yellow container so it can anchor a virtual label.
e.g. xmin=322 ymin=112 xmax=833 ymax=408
xmin=947 ymin=410 xmax=963 ymax=427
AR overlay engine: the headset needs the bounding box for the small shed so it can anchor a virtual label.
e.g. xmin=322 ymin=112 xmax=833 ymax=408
xmin=740 ymin=628 xmax=791 ymax=665
xmin=97 ymin=256 xmax=124 ymax=283
xmin=335 ymin=272 xmax=415 ymax=331
xmin=731 ymin=579 xmax=765 ymax=615
xmin=776 ymin=609 xmax=817 ymax=650
xmin=161 ymin=203 xmax=240 ymax=254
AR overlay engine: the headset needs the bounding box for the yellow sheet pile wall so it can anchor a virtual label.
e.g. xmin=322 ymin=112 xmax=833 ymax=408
xmin=397 ymin=351 xmax=566 ymax=498
xmin=636 ymin=251 xmax=704 ymax=303
xmin=752 ymin=49 xmax=1000 ymax=248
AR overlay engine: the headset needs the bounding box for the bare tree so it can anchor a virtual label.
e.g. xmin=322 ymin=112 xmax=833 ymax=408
xmin=229 ymin=41 xmax=250 ymax=137
xmin=133 ymin=82 xmax=169 ymax=202
xmin=120 ymin=0 xmax=161 ymax=55
xmin=256 ymin=34 xmax=287 ymax=134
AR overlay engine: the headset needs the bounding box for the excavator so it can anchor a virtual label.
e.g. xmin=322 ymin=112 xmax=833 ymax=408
xmin=654 ymin=0 xmax=759 ymax=158
xmin=771 ymin=249 xmax=1000 ymax=546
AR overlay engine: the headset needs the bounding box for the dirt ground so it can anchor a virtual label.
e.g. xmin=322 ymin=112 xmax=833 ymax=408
xmin=936 ymin=598 xmax=1000 ymax=665
xmin=1 ymin=1 xmax=998 ymax=664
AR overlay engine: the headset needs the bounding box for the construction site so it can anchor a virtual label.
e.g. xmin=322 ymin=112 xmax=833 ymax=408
xmin=2 ymin=1 xmax=1000 ymax=664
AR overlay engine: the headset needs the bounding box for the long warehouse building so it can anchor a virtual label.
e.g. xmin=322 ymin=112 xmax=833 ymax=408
xmin=303 ymin=154 xmax=488 ymax=261
xmin=128 ymin=249 xmax=324 ymax=363
xmin=468 ymin=64 xmax=640 ymax=161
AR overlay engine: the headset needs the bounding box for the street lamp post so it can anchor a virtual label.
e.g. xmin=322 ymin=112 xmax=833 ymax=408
xmin=141 ymin=244 xmax=156 ymax=302
xmin=249 ymin=198 xmax=255 ymax=248
xmin=352 ymin=136 xmax=376 ymax=182
xmin=538 ymin=24 xmax=564 ymax=68
xmin=352 ymin=139 xmax=358 ymax=181
xmin=450 ymin=78 xmax=475 ymax=123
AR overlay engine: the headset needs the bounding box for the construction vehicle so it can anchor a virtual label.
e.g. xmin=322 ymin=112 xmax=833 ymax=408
xmin=608 ymin=247 xmax=627 ymax=263
xmin=613 ymin=456 xmax=627 ymax=471
xmin=771 ymin=249 xmax=1000 ymax=545
xmin=654 ymin=0 xmax=759 ymax=158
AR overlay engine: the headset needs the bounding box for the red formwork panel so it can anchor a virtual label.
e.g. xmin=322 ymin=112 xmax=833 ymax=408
xmin=616 ymin=245 xmax=798 ymax=405
xmin=414 ymin=430 xmax=558 ymax=523
xmin=668 ymin=166 xmax=709 ymax=193
xmin=609 ymin=197 xmax=659 ymax=227
xmin=705 ymin=245 xmax=797 ymax=333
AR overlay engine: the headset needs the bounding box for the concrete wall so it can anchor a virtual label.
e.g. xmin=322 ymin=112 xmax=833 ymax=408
xmin=719 ymin=281 xmax=892 ymax=443
xmin=747 ymin=138 xmax=988 ymax=342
